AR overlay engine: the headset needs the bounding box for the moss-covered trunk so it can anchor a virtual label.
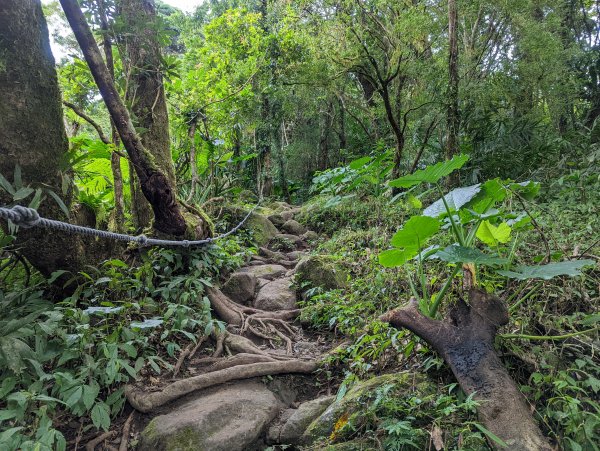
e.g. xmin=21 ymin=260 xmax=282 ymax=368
xmin=120 ymin=0 xmax=173 ymax=230
xmin=0 ymin=0 xmax=93 ymax=275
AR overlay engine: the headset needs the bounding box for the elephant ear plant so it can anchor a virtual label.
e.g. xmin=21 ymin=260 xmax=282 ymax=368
xmin=379 ymin=154 xmax=594 ymax=450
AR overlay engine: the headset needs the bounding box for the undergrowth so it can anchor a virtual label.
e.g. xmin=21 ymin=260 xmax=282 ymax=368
xmin=298 ymin=183 xmax=599 ymax=450
xmin=0 ymin=237 xmax=251 ymax=450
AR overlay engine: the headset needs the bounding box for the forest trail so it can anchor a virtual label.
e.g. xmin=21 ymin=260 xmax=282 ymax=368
xmin=120 ymin=205 xmax=337 ymax=450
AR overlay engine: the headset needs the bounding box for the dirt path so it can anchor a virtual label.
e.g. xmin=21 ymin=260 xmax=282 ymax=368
xmin=105 ymin=206 xmax=336 ymax=450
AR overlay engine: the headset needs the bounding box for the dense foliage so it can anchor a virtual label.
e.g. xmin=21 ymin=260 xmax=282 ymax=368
xmin=0 ymin=0 xmax=598 ymax=449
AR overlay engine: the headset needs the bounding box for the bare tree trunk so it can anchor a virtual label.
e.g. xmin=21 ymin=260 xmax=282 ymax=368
xmin=381 ymin=289 xmax=551 ymax=450
xmin=60 ymin=0 xmax=195 ymax=236
xmin=187 ymin=118 xmax=198 ymax=202
xmin=98 ymin=0 xmax=126 ymax=232
xmin=446 ymin=0 xmax=460 ymax=187
xmin=0 ymin=0 xmax=99 ymax=275
xmin=318 ymin=101 xmax=334 ymax=171
xmin=276 ymin=121 xmax=290 ymax=202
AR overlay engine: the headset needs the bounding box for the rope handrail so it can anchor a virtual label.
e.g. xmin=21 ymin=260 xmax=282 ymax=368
xmin=0 ymin=204 xmax=258 ymax=248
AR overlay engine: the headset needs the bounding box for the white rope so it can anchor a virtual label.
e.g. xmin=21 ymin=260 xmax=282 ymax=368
xmin=0 ymin=204 xmax=258 ymax=248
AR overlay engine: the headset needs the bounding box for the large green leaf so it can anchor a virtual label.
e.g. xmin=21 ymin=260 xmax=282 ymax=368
xmin=476 ymin=220 xmax=511 ymax=246
xmin=379 ymin=216 xmax=441 ymax=268
xmin=424 ymin=184 xmax=481 ymax=217
xmin=389 ymin=154 xmax=469 ymax=188
xmin=434 ymin=245 xmax=508 ymax=265
xmin=497 ymin=260 xmax=595 ymax=280
xmin=390 ymin=216 xmax=441 ymax=248
xmin=467 ymin=178 xmax=507 ymax=214
xmin=379 ymin=248 xmax=418 ymax=267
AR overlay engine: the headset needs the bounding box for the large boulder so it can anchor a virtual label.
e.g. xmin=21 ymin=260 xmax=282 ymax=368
xmin=302 ymin=373 xmax=434 ymax=446
xmin=254 ymin=278 xmax=297 ymax=311
xmin=222 ymin=206 xmax=278 ymax=246
xmin=238 ymin=264 xmax=287 ymax=281
xmin=295 ymin=255 xmax=347 ymax=291
xmin=138 ymin=381 xmax=282 ymax=451
xmin=222 ymin=272 xmax=257 ymax=305
xmin=245 ymin=212 xmax=278 ymax=246
xmin=281 ymin=219 xmax=307 ymax=236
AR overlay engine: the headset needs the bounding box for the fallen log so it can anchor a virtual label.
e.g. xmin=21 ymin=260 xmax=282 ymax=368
xmin=381 ymin=288 xmax=551 ymax=450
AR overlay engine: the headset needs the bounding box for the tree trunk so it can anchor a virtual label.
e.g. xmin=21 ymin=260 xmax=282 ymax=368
xmin=318 ymin=101 xmax=334 ymax=171
xmin=0 ymin=0 xmax=97 ymax=276
xmin=60 ymin=0 xmax=204 ymax=237
xmin=186 ymin=118 xmax=198 ymax=202
xmin=446 ymin=0 xmax=460 ymax=187
xmin=381 ymin=289 xmax=551 ymax=450
xmin=98 ymin=0 xmax=126 ymax=232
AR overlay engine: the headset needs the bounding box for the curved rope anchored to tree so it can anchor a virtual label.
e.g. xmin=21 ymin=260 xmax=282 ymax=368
xmin=0 ymin=203 xmax=259 ymax=248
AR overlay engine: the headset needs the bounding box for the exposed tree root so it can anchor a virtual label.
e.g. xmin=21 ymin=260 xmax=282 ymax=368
xmin=193 ymin=353 xmax=276 ymax=372
xmin=125 ymin=360 xmax=318 ymax=413
xmin=86 ymin=430 xmax=116 ymax=451
xmin=207 ymin=287 xmax=300 ymax=346
xmin=381 ymin=288 xmax=551 ymax=450
xmin=118 ymin=412 xmax=134 ymax=451
xmin=171 ymin=336 xmax=208 ymax=378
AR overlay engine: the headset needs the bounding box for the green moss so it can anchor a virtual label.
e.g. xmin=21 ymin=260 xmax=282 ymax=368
xmin=165 ymin=426 xmax=204 ymax=451
xmin=295 ymin=255 xmax=348 ymax=290
xmin=303 ymin=372 xmax=433 ymax=445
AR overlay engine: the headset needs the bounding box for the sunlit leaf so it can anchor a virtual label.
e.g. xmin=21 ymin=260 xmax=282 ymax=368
xmin=476 ymin=220 xmax=511 ymax=246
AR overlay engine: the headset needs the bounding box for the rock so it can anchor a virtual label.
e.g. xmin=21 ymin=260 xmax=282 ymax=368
xmin=268 ymin=213 xmax=286 ymax=228
xmin=251 ymin=255 xmax=270 ymax=263
xmin=302 ymin=230 xmax=319 ymax=242
xmin=281 ymin=219 xmax=307 ymax=235
xmin=238 ymin=264 xmax=287 ymax=280
xmin=302 ymin=373 xmax=434 ymax=445
xmin=238 ymin=189 xmax=258 ymax=203
xmin=269 ymin=201 xmax=294 ymax=212
xmin=222 ymin=272 xmax=257 ymax=305
xmin=259 ymin=247 xmax=286 ymax=261
xmin=254 ymin=278 xmax=297 ymax=311
xmin=269 ymin=233 xmax=303 ymax=252
xmin=138 ymin=381 xmax=282 ymax=451
xmin=266 ymin=409 xmax=296 ymax=444
xmin=223 ymin=206 xmax=278 ymax=246
xmin=287 ymin=251 xmax=306 ymax=260
xmin=246 ymin=213 xmax=279 ymax=246
xmin=276 ymin=396 xmax=335 ymax=444
xmin=295 ymin=255 xmax=347 ymax=291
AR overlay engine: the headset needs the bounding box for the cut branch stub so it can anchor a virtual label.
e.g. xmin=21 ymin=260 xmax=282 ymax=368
xmin=381 ymin=289 xmax=551 ymax=451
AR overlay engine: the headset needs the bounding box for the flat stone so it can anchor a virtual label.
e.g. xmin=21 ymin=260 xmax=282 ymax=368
xmin=254 ymin=278 xmax=297 ymax=311
xmin=222 ymin=272 xmax=257 ymax=305
xmin=238 ymin=264 xmax=287 ymax=281
xmin=138 ymin=381 xmax=282 ymax=451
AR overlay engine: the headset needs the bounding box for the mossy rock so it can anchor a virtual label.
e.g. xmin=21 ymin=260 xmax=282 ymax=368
xmin=221 ymin=206 xmax=278 ymax=246
xmin=237 ymin=189 xmax=258 ymax=203
xmin=295 ymin=255 xmax=348 ymax=291
xmin=302 ymin=372 xmax=435 ymax=446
